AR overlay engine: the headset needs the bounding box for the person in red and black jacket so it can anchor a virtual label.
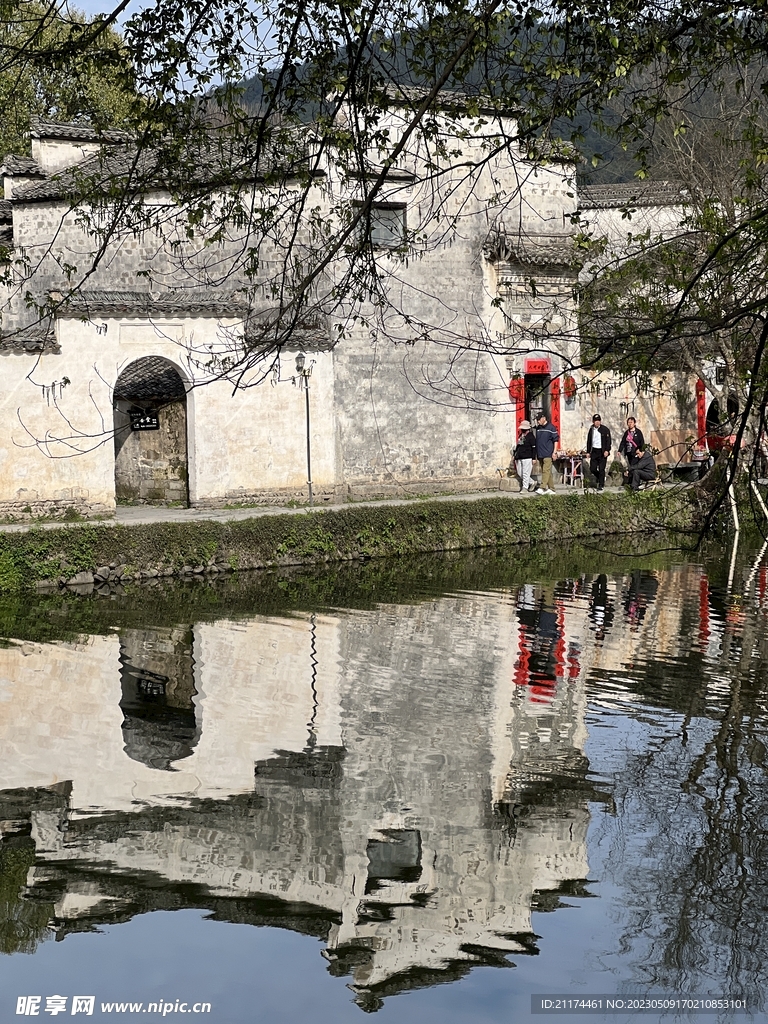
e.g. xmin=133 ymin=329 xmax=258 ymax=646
xmin=618 ymin=417 xmax=645 ymax=466
xmin=585 ymin=414 xmax=612 ymax=491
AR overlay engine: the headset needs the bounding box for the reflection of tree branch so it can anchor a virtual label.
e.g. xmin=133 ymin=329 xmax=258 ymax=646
xmin=600 ymin=590 xmax=768 ymax=1004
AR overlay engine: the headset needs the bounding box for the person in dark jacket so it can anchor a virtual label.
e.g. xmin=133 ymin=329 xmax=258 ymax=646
xmin=513 ymin=420 xmax=537 ymax=492
xmin=618 ymin=417 xmax=645 ymax=465
xmin=585 ymin=414 xmax=612 ymax=491
xmin=535 ymin=413 xmax=559 ymax=494
xmin=628 ymin=449 xmax=656 ymax=491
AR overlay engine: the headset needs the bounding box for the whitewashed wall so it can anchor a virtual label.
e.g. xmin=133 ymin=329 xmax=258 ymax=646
xmin=0 ymin=316 xmax=340 ymax=515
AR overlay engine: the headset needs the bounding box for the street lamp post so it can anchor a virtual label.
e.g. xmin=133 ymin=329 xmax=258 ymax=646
xmin=295 ymin=351 xmax=314 ymax=506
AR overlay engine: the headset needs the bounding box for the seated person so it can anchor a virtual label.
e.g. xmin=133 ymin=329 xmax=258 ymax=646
xmin=628 ymin=450 xmax=657 ymax=491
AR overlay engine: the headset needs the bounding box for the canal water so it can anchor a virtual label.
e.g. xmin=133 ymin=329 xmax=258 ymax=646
xmin=0 ymin=539 xmax=766 ymax=1023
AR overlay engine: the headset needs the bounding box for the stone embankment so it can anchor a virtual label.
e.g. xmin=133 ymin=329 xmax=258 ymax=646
xmin=0 ymin=490 xmax=694 ymax=593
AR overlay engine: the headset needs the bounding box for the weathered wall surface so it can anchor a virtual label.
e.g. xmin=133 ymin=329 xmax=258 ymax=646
xmin=0 ymin=341 xmax=116 ymax=518
xmin=570 ymin=198 xmax=699 ymax=460
xmin=334 ymin=335 xmax=514 ymax=496
xmin=7 ymin=199 xmax=257 ymax=319
xmin=330 ymin=137 xmax=578 ymax=494
xmin=188 ymin=347 xmax=339 ymax=506
xmin=579 ymin=201 xmax=686 ymax=254
xmin=574 ymin=371 xmax=699 ymax=465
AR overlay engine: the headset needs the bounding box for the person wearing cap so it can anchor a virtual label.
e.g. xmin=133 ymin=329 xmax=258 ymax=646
xmin=585 ymin=414 xmax=612 ymax=492
xmin=512 ymin=420 xmax=537 ymax=492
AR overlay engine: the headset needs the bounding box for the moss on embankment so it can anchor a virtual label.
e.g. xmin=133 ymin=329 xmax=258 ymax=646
xmin=0 ymin=490 xmax=696 ymax=593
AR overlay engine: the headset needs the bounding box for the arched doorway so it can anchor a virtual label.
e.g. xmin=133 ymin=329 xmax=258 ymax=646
xmin=113 ymin=356 xmax=189 ymax=505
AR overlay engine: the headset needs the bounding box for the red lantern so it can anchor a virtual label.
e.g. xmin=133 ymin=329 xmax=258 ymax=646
xmin=509 ymin=377 xmax=525 ymax=403
xmin=564 ymin=374 xmax=577 ymax=400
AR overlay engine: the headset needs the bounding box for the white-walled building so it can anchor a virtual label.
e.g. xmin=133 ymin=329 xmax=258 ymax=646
xmin=0 ymin=117 xmax=699 ymax=517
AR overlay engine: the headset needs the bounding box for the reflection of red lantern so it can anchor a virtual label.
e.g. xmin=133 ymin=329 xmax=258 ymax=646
xmin=564 ymin=374 xmax=577 ymax=400
xmin=509 ymin=377 xmax=525 ymax=403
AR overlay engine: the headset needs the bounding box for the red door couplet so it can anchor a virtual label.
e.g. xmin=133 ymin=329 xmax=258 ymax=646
xmin=695 ymin=379 xmax=707 ymax=447
xmin=550 ymin=378 xmax=561 ymax=439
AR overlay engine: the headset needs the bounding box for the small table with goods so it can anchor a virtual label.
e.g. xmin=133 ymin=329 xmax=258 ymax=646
xmin=553 ymin=449 xmax=584 ymax=487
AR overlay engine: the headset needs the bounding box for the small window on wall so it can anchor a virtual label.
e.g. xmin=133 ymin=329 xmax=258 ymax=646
xmin=360 ymin=203 xmax=406 ymax=248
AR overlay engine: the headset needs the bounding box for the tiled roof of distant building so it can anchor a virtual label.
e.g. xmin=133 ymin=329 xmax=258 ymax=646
xmin=29 ymin=117 xmax=129 ymax=144
xmin=12 ymin=145 xmax=142 ymax=202
xmin=382 ymin=82 xmax=524 ymax=120
xmin=579 ymin=181 xmax=686 ymax=210
xmin=13 ymin=137 xmax=313 ymax=203
xmin=0 ymin=200 xmax=12 ymax=248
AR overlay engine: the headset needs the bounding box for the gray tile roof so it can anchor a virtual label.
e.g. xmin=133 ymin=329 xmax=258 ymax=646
xmin=13 ymin=145 xmax=141 ymax=202
xmin=12 ymin=139 xmax=300 ymax=203
xmin=579 ymin=181 xmax=686 ymax=210
xmin=244 ymin=308 xmax=333 ymax=349
xmin=0 ymin=321 xmax=58 ymax=352
xmin=10 ymin=127 xmax=317 ymax=204
xmin=60 ymin=289 xmax=250 ymax=318
xmin=29 ymin=117 xmax=128 ymax=144
xmin=1 ymin=155 xmax=45 ymax=177
xmin=484 ymin=227 xmax=575 ymax=267
xmin=382 ymin=82 xmax=524 ymax=120
xmin=0 ymin=199 xmax=11 ymax=221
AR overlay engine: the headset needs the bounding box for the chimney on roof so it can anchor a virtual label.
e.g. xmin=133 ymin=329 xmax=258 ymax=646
xmin=29 ymin=118 xmax=125 ymax=175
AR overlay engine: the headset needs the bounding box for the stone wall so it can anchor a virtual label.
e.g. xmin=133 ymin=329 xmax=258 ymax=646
xmin=0 ymin=493 xmax=695 ymax=595
xmin=0 ymin=340 xmax=116 ymax=518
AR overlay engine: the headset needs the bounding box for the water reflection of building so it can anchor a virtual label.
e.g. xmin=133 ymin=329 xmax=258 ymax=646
xmin=119 ymin=627 xmax=199 ymax=770
xmin=0 ymin=591 xmax=599 ymax=1008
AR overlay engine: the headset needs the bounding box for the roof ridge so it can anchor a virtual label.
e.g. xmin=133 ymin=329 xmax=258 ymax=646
xmin=29 ymin=117 xmax=129 ymax=143
xmin=578 ymin=180 xmax=687 ymax=210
